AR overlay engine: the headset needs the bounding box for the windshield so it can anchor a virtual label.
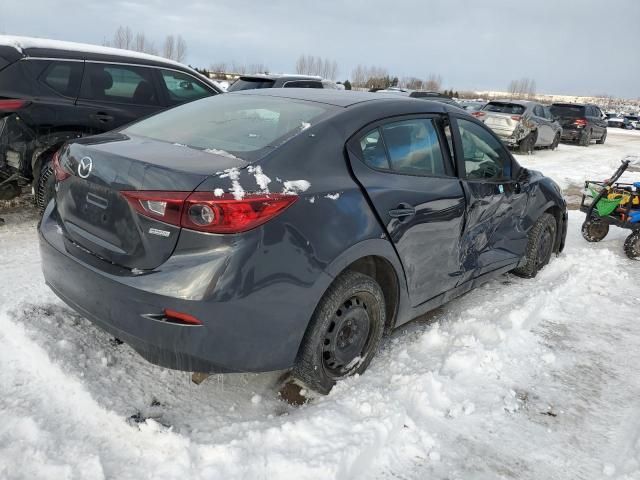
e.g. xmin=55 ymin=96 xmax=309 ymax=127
xmin=550 ymin=105 xmax=585 ymax=117
xmin=228 ymin=78 xmax=275 ymax=91
xmin=483 ymin=102 xmax=526 ymax=115
xmin=124 ymin=94 xmax=334 ymax=160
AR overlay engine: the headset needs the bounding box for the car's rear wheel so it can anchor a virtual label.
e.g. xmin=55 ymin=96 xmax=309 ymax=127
xmin=35 ymin=158 xmax=55 ymax=213
xmin=623 ymin=231 xmax=640 ymax=260
xmin=550 ymin=132 xmax=560 ymax=150
xmin=292 ymin=270 xmax=385 ymax=394
xmin=581 ymin=218 xmax=609 ymax=242
xmin=518 ymin=131 xmax=537 ymax=154
xmin=513 ymin=213 xmax=557 ymax=278
xmin=579 ymin=129 xmax=592 ymax=147
xmin=596 ymin=130 xmax=607 ymax=145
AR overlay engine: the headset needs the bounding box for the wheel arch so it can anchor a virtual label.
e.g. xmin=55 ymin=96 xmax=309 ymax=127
xmin=323 ymin=238 xmax=409 ymax=332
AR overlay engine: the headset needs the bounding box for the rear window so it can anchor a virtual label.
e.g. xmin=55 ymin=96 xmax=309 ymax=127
xmin=124 ymin=94 xmax=334 ymax=160
xmin=483 ymin=102 xmax=526 ymax=115
xmin=228 ymin=78 xmax=275 ymax=91
xmin=550 ymin=105 xmax=585 ymax=117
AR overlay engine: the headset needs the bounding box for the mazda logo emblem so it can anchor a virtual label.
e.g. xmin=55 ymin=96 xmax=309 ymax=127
xmin=78 ymin=156 xmax=93 ymax=179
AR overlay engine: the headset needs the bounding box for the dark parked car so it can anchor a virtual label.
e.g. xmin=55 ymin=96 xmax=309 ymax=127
xmin=550 ymin=103 xmax=607 ymax=146
xmin=227 ymin=74 xmax=339 ymax=91
xmin=459 ymin=100 xmax=486 ymax=112
xmin=376 ymin=88 xmax=460 ymax=106
xmin=39 ymin=89 xmax=567 ymax=394
xmin=0 ymin=35 xmax=221 ymax=207
xmin=474 ymin=100 xmax=562 ymax=153
xmin=607 ymin=116 xmax=633 ymax=129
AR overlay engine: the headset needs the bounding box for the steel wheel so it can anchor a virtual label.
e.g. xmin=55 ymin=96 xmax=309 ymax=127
xmin=322 ymin=294 xmax=374 ymax=377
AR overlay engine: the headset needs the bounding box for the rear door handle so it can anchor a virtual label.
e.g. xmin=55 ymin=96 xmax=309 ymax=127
xmin=389 ymin=204 xmax=416 ymax=219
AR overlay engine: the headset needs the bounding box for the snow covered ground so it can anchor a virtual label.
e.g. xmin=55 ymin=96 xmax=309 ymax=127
xmin=1 ymin=130 xmax=639 ymax=480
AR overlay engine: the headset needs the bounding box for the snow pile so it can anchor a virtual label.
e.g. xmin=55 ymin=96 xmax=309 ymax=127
xmin=282 ymin=180 xmax=311 ymax=195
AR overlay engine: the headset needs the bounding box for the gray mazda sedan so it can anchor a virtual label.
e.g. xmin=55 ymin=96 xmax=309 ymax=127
xmin=40 ymin=89 xmax=567 ymax=394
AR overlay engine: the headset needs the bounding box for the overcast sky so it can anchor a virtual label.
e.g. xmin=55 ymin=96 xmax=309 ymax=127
xmin=1 ymin=0 xmax=638 ymax=97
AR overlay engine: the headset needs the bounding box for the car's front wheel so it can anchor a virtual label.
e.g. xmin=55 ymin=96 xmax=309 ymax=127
xmin=513 ymin=213 xmax=557 ymax=278
xmin=292 ymin=270 xmax=386 ymax=394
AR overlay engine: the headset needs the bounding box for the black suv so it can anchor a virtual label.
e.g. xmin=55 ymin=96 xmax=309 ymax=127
xmin=0 ymin=36 xmax=221 ymax=208
xmin=227 ymin=74 xmax=339 ymax=91
xmin=550 ymin=103 xmax=608 ymax=146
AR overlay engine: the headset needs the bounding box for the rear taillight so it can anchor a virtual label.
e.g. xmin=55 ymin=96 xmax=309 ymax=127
xmin=511 ymin=115 xmax=522 ymax=121
xmin=471 ymin=111 xmax=485 ymax=118
xmin=52 ymin=150 xmax=71 ymax=182
xmin=573 ymin=118 xmax=588 ymax=126
xmin=121 ymin=191 xmax=298 ymax=234
xmin=0 ymin=99 xmax=29 ymax=112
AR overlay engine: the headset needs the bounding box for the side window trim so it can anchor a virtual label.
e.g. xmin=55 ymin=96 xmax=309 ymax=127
xmin=349 ymin=114 xmax=456 ymax=178
xmin=449 ymin=115 xmax=514 ymax=183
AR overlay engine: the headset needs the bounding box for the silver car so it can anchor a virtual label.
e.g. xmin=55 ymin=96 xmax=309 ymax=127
xmin=472 ymin=100 xmax=562 ymax=154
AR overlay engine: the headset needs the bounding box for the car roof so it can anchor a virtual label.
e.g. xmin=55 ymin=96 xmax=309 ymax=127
xmin=229 ymin=88 xmax=460 ymax=113
xmin=0 ymin=35 xmax=189 ymax=69
xmin=488 ymin=99 xmax=537 ymax=106
xmin=239 ymin=73 xmax=323 ymax=81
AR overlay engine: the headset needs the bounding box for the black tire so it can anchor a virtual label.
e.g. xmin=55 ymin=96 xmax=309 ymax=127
xmin=550 ymin=132 xmax=560 ymax=150
xmin=35 ymin=160 xmax=55 ymax=213
xmin=596 ymin=129 xmax=607 ymax=145
xmin=518 ymin=131 xmax=537 ymax=155
xmin=623 ymin=231 xmax=640 ymax=260
xmin=579 ymin=129 xmax=592 ymax=147
xmin=292 ymin=270 xmax=386 ymax=394
xmin=512 ymin=213 xmax=557 ymax=278
xmin=581 ymin=218 xmax=609 ymax=242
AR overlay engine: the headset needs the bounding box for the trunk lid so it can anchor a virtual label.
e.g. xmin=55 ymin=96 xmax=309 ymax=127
xmin=56 ymin=132 xmax=247 ymax=270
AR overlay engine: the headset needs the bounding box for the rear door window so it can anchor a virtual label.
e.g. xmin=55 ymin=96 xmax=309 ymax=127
xmin=80 ymin=63 xmax=159 ymax=106
xmin=533 ymin=105 xmax=545 ymax=117
xmin=160 ymin=69 xmax=212 ymax=105
xmin=358 ymin=118 xmax=448 ymax=176
xmin=40 ymin=61 xmax=84 ymax=98
xmin=457 ymin=118 xmax=511 ymax=180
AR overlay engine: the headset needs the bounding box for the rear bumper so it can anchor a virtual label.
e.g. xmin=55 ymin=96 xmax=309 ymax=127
xmin=39 ymin=202 xmax=332 ymax=373
xmin=560 ymin=127 xmax=583 ymax=141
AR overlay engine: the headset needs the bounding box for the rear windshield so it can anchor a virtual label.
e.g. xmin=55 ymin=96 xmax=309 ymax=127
xmin=483 ymin=102 xmax=526 ymax=115
xmin=124 ymin=94 xmax=334 ymax=160
xmin=550 ymin=105 xmax=585 ymax=117
xmin=228 ymin=78 xmax=275 ymax=91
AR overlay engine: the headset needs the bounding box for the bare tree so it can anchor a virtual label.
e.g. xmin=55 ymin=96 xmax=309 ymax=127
xmin=210 ymin=62 xmax=228 ymax=73
xmin=133 ymin=33 xmax=157 ymax=55
xmin=295 ymin=54 xmax=338 ymax=79
xmin=508 ymin=77 xmax=537 ymax=99
xmin=112 ymin=26 xmax=133 ymax=50
xmin=175 ymin=35 xmax=187 ymax=63
xmin=424 ymin=74 xmax=442 ymax=91
xmin=163 ymin=35 xmax=175 ymax=60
